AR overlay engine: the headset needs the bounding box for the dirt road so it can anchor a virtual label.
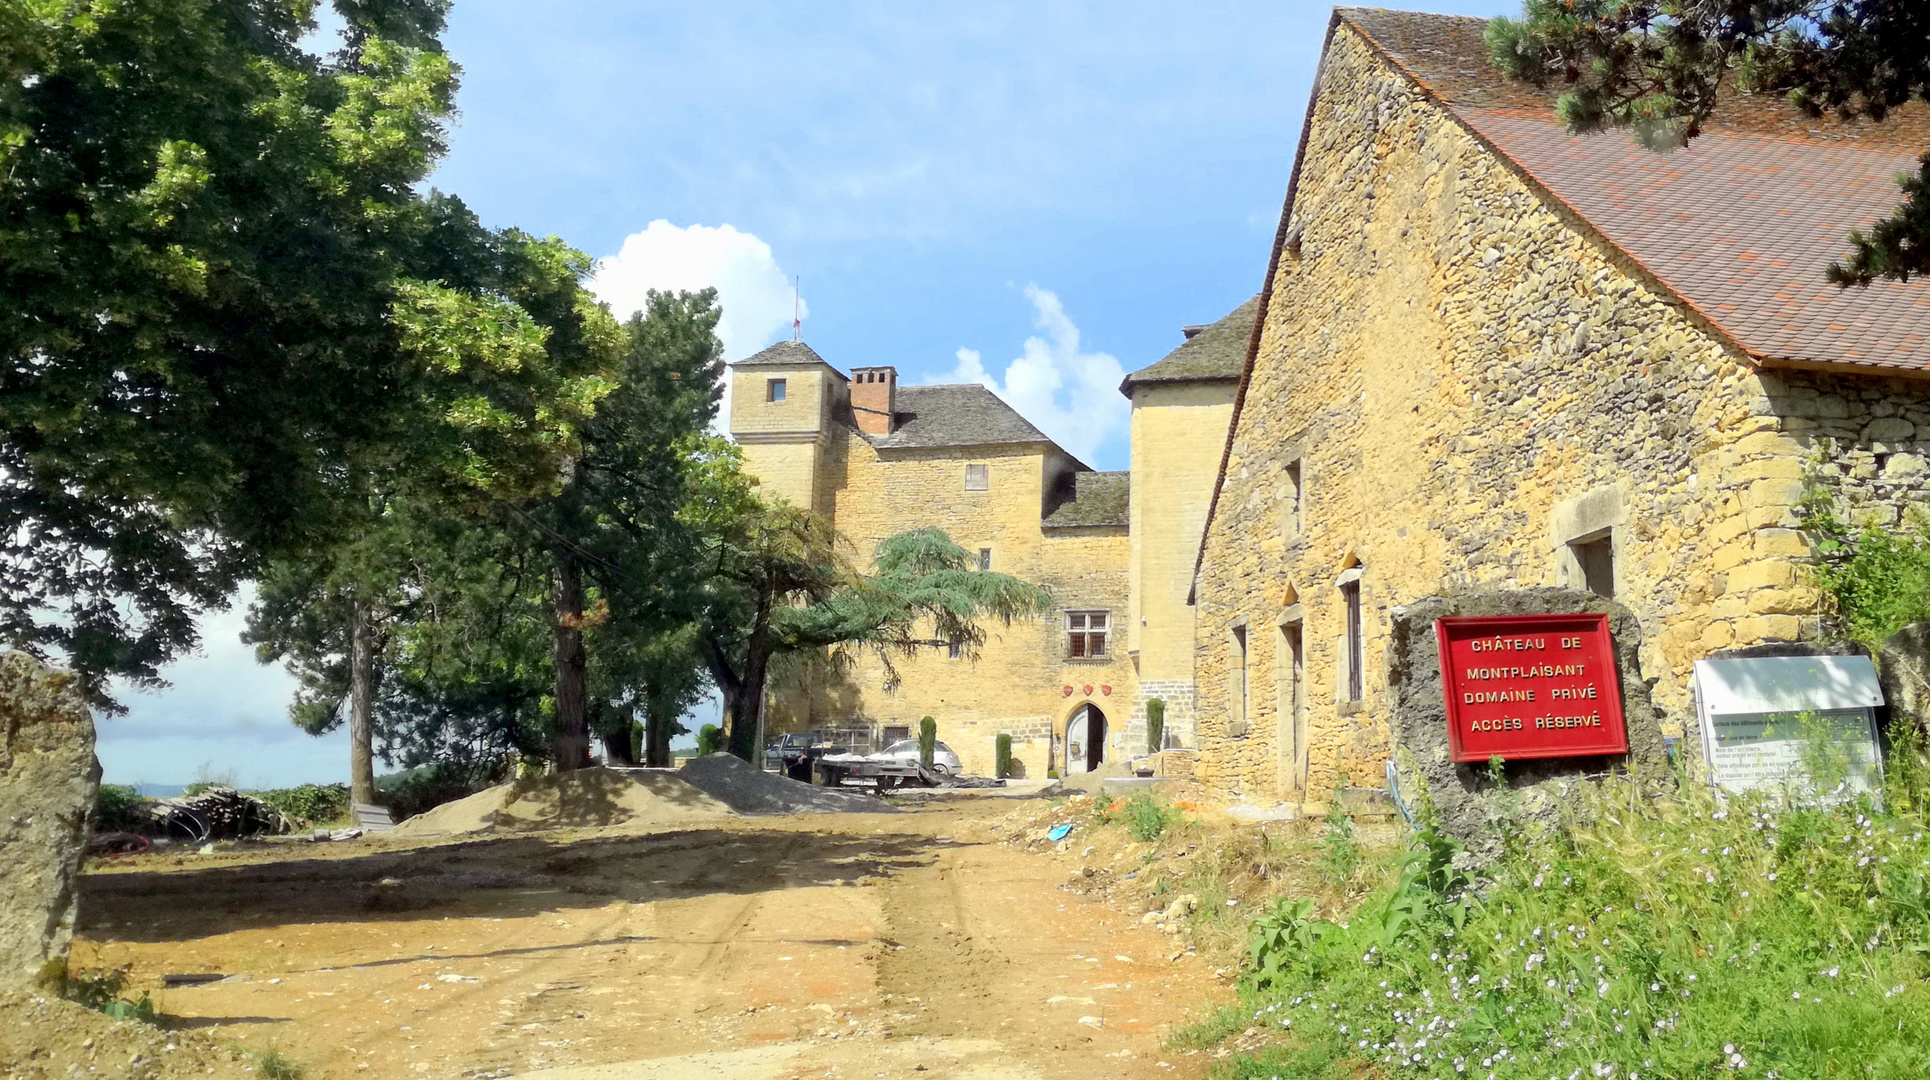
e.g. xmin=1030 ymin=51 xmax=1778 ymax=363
xmin=73 ymin=796 xmax=1228 ymax=1079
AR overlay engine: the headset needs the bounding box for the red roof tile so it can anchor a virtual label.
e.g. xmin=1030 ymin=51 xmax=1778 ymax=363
xmin=1341 ymin=7 xmax=1930 ymax=372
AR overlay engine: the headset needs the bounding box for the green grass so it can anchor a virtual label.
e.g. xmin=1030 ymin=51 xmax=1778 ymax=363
xmin=250 ymin=1049 xmax=303 ymax=1079
xmin=1210 ymin=774 xmax=1930 ymax=1079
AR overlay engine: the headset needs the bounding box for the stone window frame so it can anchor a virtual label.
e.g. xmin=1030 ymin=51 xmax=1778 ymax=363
xmin=766 ymin=377 xmax=787 ymax=403
xmin=1552 ymin=484 xmax=1627 ymax=599
xmin=1228 ymin=617 xmax=1251 ymax=738
xmin=1066 ymin=610 xmax=1111 ymax=660
xmin=1336 ymin=567 xmax=1365 ymax=714
xmin=964 ymin=463 xmax=990 ymax=491
xmin=978 ymin=546 xmax=993 ymax=571
xmin=1275 ymin=604 xmax=1308 ymax=790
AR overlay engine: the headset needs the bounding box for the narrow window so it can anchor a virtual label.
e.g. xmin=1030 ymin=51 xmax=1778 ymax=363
xmin=767 ymin=377 xmax=787 ymax=402
xmin=947 ymin=636 xmax=963 ymax=660
xmin=978 ymin=547 xmax=993 ymax=571
xmin=964 ymin=463 xmax=989 ymax=491
xmin=1232 ymin=624 xmax=1249 ymax=734
xmin=1067 ymin=611 xmax=1109 ymax=658
xmin=1341 ymin=579 xmax=1363 ymax=702
xmin=1571 ymin=532 xmax=1615 ymax=598
xmin=1284 ymin=460 xmax=1304 ymax=536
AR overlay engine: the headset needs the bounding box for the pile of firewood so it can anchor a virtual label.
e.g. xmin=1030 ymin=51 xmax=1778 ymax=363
xmin=147 ymin=786 xmax=292 ymax=841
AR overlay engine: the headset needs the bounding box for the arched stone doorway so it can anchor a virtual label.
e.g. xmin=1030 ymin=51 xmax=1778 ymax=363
xmin=1065 ymin=703 xmax=1107 ymax=773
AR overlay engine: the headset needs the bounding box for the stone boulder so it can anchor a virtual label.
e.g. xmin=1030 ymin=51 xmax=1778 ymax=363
xmin=1879 ymin=624 xmax=1930 ymax=737
xmin=1384 ymin=588 xmax=1664 ymax=866
xmin=0 ymin=652 xmax=99 ymax=990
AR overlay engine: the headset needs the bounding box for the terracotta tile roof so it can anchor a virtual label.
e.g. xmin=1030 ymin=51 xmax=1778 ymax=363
xmin=1119 ymin=296 xmax=1261 ymax=393
xmin=1340 ymin=7 xmax=1930 ymax=372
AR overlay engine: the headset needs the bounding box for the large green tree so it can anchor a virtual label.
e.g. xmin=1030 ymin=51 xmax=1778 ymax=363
xmin=682 ymin=449 xmax=1053 ymax=761
xmin=0 ymin=0 xmax=616 ymax=701
xmin=1489 ymin=0 xmax=1930 ymax=283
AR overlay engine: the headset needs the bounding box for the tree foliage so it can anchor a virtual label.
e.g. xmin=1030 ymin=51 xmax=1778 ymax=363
xmin=1489 ymin=0 xmax=1930 ymax=283
xmin=0 ymin=0 xmax=618 ymax=702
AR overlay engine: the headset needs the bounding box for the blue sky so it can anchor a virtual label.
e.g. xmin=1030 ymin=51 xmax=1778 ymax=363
xmin=98 ymin=0 xmax=1520 ymax=788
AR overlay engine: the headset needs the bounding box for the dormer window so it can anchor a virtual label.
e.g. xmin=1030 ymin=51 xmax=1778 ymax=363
xmin=767 ymin=378 xmax=787 ymax=402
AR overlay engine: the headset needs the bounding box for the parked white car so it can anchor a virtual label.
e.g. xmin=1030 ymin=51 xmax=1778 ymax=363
xmin=875 ymin=739 xmax=963 ymax=775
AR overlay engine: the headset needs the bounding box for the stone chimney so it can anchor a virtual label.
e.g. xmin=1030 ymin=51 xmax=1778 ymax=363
xmin=850 ymin=366 xmax=896 ymax=435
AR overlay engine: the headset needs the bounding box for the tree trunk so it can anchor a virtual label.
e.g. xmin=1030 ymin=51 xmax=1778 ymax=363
xmin=347 ymin=598 xmax=378 ymax=807
xmin=551 ymin=548 xmax=592 ymax=771
xmin=726 ymin=642 xmax=768 ymax=762
xmin=644 ymin=700 xmax=674 ymax=767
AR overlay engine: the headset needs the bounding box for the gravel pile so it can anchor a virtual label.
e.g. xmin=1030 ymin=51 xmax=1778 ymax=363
xmin=679 ymin=753 xmax=894 ymax=815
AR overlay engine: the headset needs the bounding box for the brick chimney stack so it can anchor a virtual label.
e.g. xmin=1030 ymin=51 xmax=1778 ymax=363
xmin=850 ymin=366 xmax=896 ymax=435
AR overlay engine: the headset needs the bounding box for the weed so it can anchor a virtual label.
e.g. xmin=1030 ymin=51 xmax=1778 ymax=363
xmin=56 ymin=966 xmax=155 ymax=1023
xmin=1319 ymin=778 xmax=1361 ymax=886
xmin=249 ymin=1050 xmax=303 ymax=1079
xmin=1123 ymin=793 xmax=1178 ymax=842
xmin=1208 ymin=774 xmax=1930 ymax=1079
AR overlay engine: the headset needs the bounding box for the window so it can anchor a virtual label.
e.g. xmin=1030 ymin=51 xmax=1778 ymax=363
xmin=1067 ymin=611 xmax=1109 ymax=658
xmin=1341 ymin=578 xmax=1363 ymax=702
xmin=1283 ymin=460 xmax=1303 ymax=536
xmin=947 ymin=636 xmax=964 ymax=660
xmin=978 ymin=547 xmax=992 ymax=571
xmin=1571 ymin=532 xmax=1615 ymax=598
xmin=1232 ymin=624 xmax=1250 ymax=735
xmin=881 ymin=725 xmax=910 ymax=745
xmin=964 ymin=463 xmax=989 ymax=491
xmin=767 ymin=377 xmax=787 ymax=402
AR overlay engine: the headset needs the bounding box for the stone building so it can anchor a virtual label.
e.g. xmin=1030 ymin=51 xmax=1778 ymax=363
xmin=1189 ymin=8 xmax=1930 ymax=802
xmin=728 ymin=301 xmax=1250 ymax=778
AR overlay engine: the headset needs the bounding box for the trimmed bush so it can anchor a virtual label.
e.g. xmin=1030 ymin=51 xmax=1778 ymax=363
xmin=995 ymin=733 xmax=1013 ymax=778
xmin=92 ymin=784 xmax=148 ymax=832
xmin=1146 ymin=697 xmax=1166 ymax=753
xmin=252 ymin=783 xmax=350 ymax=827
xmin=695 ymin=723 xmax=723 ymax=757
xmin=918 ymin=716 xmax=937 ymax=768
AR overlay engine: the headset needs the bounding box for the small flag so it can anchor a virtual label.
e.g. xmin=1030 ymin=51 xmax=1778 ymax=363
xmin=792 ymin=276 xmax=801 ymax=341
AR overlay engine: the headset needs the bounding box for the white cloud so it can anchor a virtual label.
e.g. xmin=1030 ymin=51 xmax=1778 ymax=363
xmin=589 ymin=221 xmax=804 ymax=431
xmin=934 ymin=285 xmax=1128 ymax=467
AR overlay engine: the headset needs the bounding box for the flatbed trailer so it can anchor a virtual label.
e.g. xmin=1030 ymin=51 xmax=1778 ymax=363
xmin=813 ymin=755 xmax=937 ymax=791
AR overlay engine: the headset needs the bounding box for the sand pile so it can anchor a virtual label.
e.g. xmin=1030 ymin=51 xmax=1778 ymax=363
xmin=390 ymin=767 xmax=734 ymax=836
xmin=679 ymin=753 xmax=894 ymax=815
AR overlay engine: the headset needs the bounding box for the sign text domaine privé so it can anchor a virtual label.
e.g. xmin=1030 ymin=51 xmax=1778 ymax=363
xmin=1434 ymin=614 xmax=1628 ymax=762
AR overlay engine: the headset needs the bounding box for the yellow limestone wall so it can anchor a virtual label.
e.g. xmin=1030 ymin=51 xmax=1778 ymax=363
xmin=1127 ymin=380 xmax=1237 ymax=746
xmin=729 ymin=362 xmax=844 ymax=515
xmin=754 ymin=424 xmax=1136 ymax=778
xmin=1189 ymin=24 xmax=1930 ymax=804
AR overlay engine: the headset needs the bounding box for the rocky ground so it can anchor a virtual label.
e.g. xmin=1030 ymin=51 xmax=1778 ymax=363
xmin=17 ymin=790 xmax=1250 ymax=1080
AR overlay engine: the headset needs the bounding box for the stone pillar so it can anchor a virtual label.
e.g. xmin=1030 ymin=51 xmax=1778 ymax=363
xmin=1384 ymin=589 xmax=1662 ymax=865
xmin=0 ymin=652 xmax=99 ymax=989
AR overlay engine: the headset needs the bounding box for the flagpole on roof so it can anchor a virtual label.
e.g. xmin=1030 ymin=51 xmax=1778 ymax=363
xmin=793 ymin=276 xmax=801 ymax=342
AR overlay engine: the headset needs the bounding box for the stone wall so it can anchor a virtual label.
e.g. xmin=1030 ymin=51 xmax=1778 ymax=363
xmin=1189 ymin=24 xmax=1930 ymax=805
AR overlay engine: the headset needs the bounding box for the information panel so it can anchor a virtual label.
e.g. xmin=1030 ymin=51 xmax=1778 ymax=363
xmin=1435 ymin=614 xmax=1628 ymax=762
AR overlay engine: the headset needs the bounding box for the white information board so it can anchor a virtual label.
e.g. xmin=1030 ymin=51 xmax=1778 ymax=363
xmin=1692 ymin=655 xmax=1884 ymax=800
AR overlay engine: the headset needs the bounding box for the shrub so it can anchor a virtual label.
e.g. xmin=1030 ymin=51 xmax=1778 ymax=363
xmin=1123 ymin=792 xmax=1178 ymax=842
xmin=374 ymin=762 xmax=502 ymax=821
xmin=1219 ymin=775 xmax=1930 ymax=1080
xmin=250 ymin=1050 xmax=303 ymax=1079
xmin=92 ymin=784 xmax=148 ymax=832
xmin=251 ymin=783 xmax=350 ymax=827
xmin=695 ymin=723 xmax=723 ymax=757
xmin=56 ymin=965 xmax=155 ymax=1023
xmin=918 ymin=716 xmax=937 ymax=768
xmin=995 ymin=733 xmax=1012 ymax=779
xmin=1318 ymin=781 xmax=1362 ymax=886
xmin=1146 ymin=698 xmax=1165 ymax=753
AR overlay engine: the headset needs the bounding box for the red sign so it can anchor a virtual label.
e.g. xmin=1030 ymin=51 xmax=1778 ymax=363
xmin=1435 ymin=614 xmax=1627 ymax=762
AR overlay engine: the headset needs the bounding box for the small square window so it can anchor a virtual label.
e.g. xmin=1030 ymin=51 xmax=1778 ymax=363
xmin=1066 ymin=611 xmax=1109 ymax=659
xmin=964 ymin=463 xmax=989 ymax=491
xmin=767 ymin=378 xmax=787 ymax=402
xmin=978 ymin=547 xmax=992 ymax=570
xmin=947 ymin=637 xmax=964 ymax=660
